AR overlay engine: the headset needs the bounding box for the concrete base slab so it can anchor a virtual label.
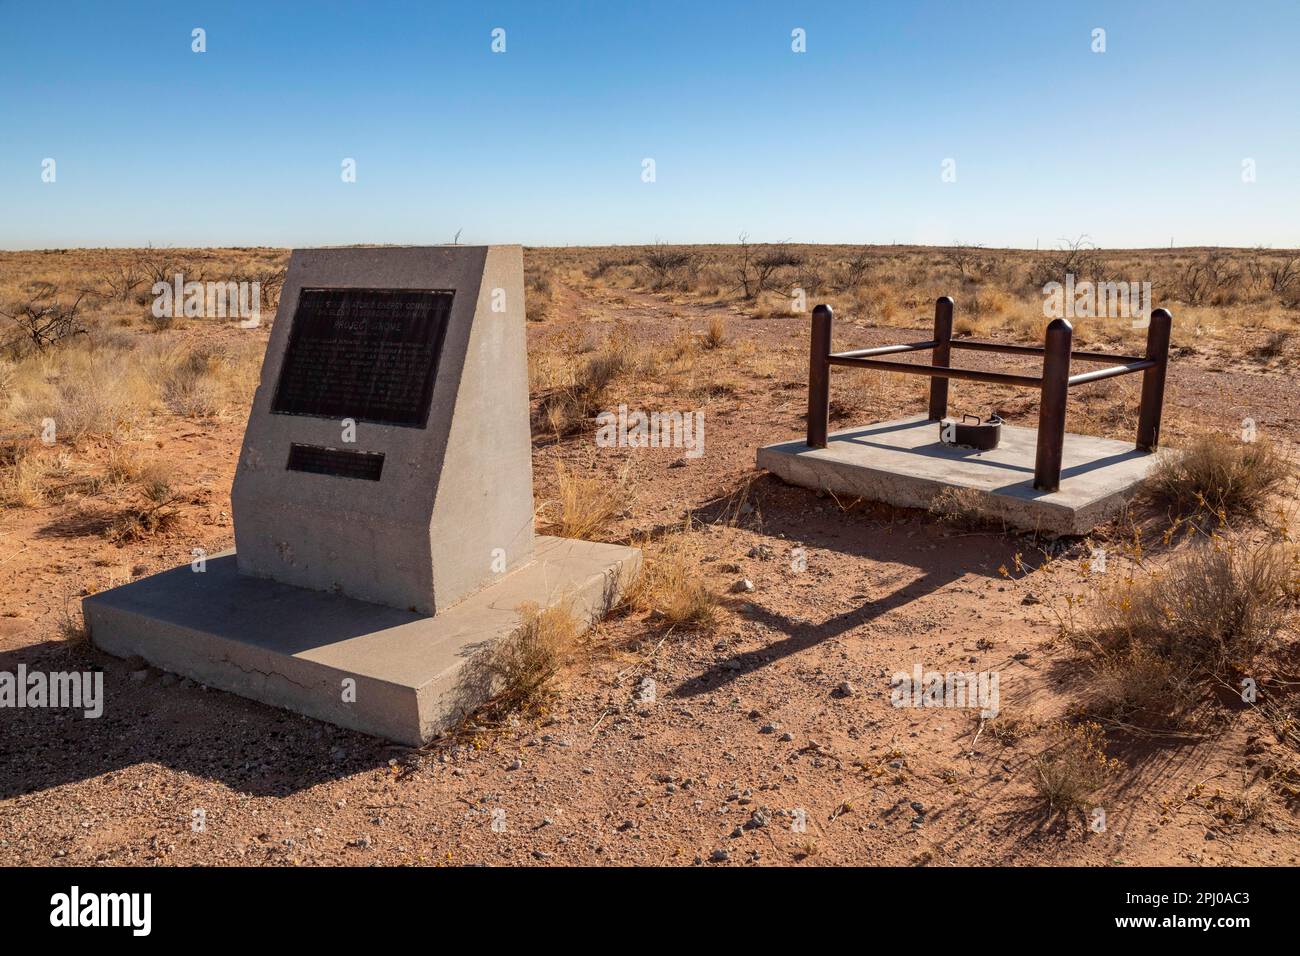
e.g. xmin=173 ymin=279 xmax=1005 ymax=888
xmin=84 ymin=536 xmax=640 ymax=746
xmin=757 ymin=414 xmax=1159 ymax=535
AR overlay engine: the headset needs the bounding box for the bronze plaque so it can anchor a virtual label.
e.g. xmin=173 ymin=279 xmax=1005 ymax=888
xmin=271 ymin=288 xmax=454 ymax=428
xmin=285 ymin=443 xmax=385 ymax=481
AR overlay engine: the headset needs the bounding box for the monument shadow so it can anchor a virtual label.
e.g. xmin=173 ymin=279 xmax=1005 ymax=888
xmin=0 ymin=639 xmax=395 ymax=801
xmin=670 ymin=473 xmax=1025 ymax=698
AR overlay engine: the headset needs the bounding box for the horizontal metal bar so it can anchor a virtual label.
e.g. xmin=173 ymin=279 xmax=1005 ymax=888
xmin=1067 ymin=359 xmax=1157 ymax=387
xmin=950 ymin=339 xmax=1145 ymax=364
xmin=831 ymin=340 xmax=936 ymax=359
xmin=827 ymin=355 xmax=1042 ymax=387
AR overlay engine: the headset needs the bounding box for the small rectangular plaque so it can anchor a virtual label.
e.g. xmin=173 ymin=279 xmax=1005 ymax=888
xmin=286 ymin=443 xmax=385 ymax=481
xmin=271 ymin=288 xmax=454 ymax=428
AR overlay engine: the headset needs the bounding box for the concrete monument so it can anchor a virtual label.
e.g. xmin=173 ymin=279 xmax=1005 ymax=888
xmin=85 ymin=245 xmax=640 ymax=744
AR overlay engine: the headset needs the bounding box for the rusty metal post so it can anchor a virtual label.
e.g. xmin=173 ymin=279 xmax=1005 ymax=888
xmin=928 ymin=296 xmax=954 ymax=421
xmin=1136 ymin=307 xmax=1172 ymax=451
xmin=806 ymin=304 xmax=832 ymax=448
xmin=1033 ymin=318 xmax=1073 ymax=492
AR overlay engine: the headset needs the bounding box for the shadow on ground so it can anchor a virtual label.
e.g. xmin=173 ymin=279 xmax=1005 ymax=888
xmin=669 ymin=474 xmax=1032 ymax=697
xmin=0 ymin=639 xmax=391 ymax=800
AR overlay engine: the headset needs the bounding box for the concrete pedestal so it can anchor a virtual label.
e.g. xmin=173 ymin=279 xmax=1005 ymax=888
xmin=758 ymin=414 xmax=1159 ymax=535
xmin=84 ymin=537 xmax=640 ymax=745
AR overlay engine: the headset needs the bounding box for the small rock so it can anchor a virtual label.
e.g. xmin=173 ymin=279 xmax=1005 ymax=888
xmin=834 ymin=681 xmax=856 ymax=698
xmin=759 ymin=723 xmax=777 ymax=734
xmin=1021 ymin=593 xmax=1041 ymax=605
xmin=779 ymin=732 xmax=794 ymax=742
xmin=507 ymin=758 xmax=522 ymax=771
xmin=731 ymin=578 xmax=755 ymax=594
xmin=710 ymin=849 xmax=730 ymax=863
xmin=634 ymin=676 xmax=657 ymax=704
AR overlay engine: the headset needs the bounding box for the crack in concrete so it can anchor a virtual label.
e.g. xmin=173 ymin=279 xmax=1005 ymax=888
xmin=217 ymin=657 xmax=313 ymax=690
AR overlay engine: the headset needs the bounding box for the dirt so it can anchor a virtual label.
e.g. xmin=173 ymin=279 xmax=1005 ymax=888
xmin=1 ymin=276 xmax=1297 ymax=866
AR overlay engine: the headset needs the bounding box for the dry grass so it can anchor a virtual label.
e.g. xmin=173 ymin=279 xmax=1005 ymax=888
xmin=5 ymin=243 xmax=1295 ymax=463
xmin=1253 ymin=329 xmax=1291 ymax=360
xmin=161 ymin=344 xmax=227 ymax=417
xmin=980 ymin=713 xmax=1038 ymax=746
xmin=1088 ymin=649 xmax=1189 ymax=717
xmin=557 ymin=243 xmax=1300 ymax=369
xmin=1141 ymin=433 xmax=1292 ymax=525
xmin=701 ymin=315 xmax=727 ymax=350
xmin=2 ymin=331 xmax=261 ymax=446
xmin=538 ymin=462 xmax=631 ymax=540
xmin=0 ymin=253 xmax=268 ymax=517
xmin=2 ymin=246 xmax=270 ymax=410
xmin=630 ymin=534 xmax=721 ymax=632
xmin=1031 ymin=721 xmax=1120 ymax=812
xmin=0 ymin=444 xmax=51 ymax=508
xmin=102 ymin=443 xmax=146 ymax=487
xmin=927 ymin=486 xmax=993 ymax=531
xmin=525 ymin=269 xmax=554 ymax=322
xmin=106 ymin=460 xmax=184 ymax=542
xmin=534 ymin=338 xmax=629 ymax=438
xmin=56 ymin=593 xmax=90 ymax=648
xmin=463 ymin=603 xmax=580 ymax=722
xmin=2 ymin=340 xmax=156 ymax=442
xmin=1072 ymin=538 xmax=1294 ymax=717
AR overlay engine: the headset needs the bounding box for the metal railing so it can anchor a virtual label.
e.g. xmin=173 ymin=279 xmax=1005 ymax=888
xmin=806 ymin=296 xmax=1172 ymax=492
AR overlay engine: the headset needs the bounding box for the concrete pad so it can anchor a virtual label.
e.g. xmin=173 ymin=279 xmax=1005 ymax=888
xmin=757 ymin=414 xmax=1159 ymax=535
xmin=83 ymin=536 xmax=640 ymax=746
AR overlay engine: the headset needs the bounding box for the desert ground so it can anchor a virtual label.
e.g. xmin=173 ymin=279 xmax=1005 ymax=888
xmin=1 ymin=242 xmax=1298 ymax=866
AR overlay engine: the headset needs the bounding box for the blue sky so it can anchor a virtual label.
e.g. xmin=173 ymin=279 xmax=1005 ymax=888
xmin=1 ymin=1 xmax=1296 ymax=249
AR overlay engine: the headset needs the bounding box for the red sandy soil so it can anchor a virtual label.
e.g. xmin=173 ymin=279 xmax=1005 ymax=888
xmin=1 ymin=278 xmax=1297 ymax=866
